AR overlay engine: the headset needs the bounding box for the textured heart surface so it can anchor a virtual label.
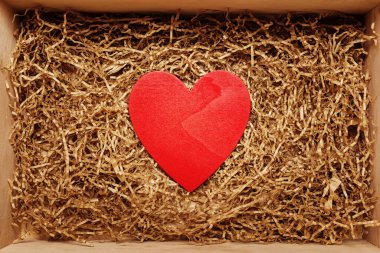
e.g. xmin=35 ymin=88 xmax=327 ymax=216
xmin=129 ymin=71 xmax=251 ymax=192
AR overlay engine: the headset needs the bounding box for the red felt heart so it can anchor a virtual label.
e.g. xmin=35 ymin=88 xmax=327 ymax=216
xmin=128 ymin=71 xmax=251 ymax=192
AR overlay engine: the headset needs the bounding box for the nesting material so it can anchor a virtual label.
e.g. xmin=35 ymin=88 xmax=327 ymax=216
xmin=7 ymin=10 xmax=378 ymax=244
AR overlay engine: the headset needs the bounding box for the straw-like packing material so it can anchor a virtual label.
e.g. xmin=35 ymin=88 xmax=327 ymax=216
xmin=7 ymin=10 xmax=379 ymax=244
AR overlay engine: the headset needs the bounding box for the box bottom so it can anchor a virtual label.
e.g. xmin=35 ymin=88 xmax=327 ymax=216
xmin=0 ymin=240 xmax=379 ymax=253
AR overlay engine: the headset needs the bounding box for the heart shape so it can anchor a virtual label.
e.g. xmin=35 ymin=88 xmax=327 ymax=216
xmin=129 ymin=71 xmax=251 ymax=192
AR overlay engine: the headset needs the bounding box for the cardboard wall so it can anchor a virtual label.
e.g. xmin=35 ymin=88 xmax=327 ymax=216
xmin=0 ymin=0 xmax=17 ymax=249
xmin=3 ymin=0 xmax=380 ymax=13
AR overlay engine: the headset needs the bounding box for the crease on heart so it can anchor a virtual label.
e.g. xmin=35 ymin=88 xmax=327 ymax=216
xmin=181 ymin=90 xmax=236 ymax=159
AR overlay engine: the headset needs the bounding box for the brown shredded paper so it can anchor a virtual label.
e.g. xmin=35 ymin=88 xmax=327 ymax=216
xmin=7 ymin=10 xmax=379 ymax=244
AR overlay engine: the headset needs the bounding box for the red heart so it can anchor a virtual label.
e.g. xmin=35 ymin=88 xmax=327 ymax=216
xmin=129 ymin=71 xmax=251 ymax=192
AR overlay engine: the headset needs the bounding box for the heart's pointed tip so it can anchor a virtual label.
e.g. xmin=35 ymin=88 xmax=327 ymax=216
xmin=181 ymin=183 xmax=201 ymax=193
xmin=183 ymin=187 xmax=197 ymax=193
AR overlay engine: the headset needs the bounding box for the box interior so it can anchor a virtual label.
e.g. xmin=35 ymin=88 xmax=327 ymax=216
xmin=1 ymin=0 xmax=380 ymax=252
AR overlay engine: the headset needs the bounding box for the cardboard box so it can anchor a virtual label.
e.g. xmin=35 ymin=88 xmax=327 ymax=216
xmin=0 ymin=0 xmax=380 ymax=252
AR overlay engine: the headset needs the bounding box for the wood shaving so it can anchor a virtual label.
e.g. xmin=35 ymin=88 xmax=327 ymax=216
xmin=7 ymin=9 xmax=379 ymax=244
